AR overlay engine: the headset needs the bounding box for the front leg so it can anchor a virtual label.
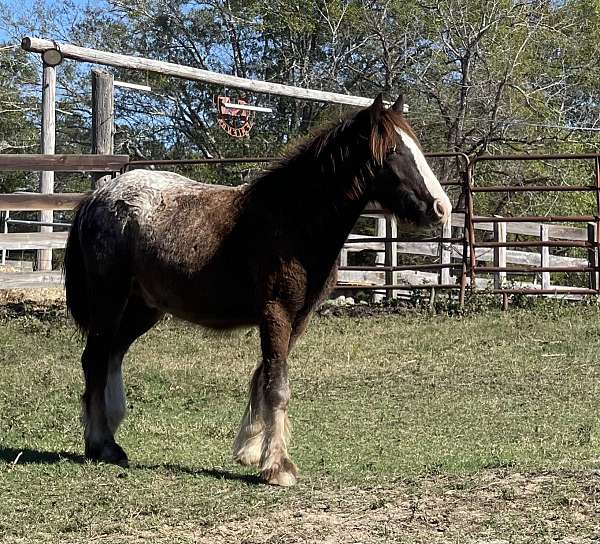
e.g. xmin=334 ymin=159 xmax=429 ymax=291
xmin=258 ymin=302 xmax=298 ymax=486
xmin=232 ymin=362 xmax=265 ymax=467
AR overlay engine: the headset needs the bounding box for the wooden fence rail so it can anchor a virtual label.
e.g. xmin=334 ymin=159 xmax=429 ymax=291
xmin=2 ymin=157 xmax=599 ymax=299
xmin=0 ymin=193 xmax=86 ymax=211
xmin=0 ymin=154 xmax=128 ymax=172
xmin=1 ymin=207 xmax=597 ymax=294
xmin=338 ymin=213 xmax=596 ymax=298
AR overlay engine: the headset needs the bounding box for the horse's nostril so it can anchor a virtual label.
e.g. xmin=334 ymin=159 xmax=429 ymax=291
xmin=433 ymin=198 xmax=449 ymax=220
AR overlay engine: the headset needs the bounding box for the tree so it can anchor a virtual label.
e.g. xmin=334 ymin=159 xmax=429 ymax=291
xmin=0 ymin=44 xmax=38 ymax=192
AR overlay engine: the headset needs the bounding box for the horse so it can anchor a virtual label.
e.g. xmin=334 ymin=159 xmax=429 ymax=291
xmin=63 ymin=93 xmax=451 ymax=486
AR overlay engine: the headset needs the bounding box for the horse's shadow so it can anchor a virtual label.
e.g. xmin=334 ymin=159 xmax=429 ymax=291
xmin=0 ymin=447 xmax=85 ymax=465
xmin=0 ymin=446 xmax=261 ymax=485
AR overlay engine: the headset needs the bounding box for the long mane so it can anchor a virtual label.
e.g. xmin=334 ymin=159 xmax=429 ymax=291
xmin=250 ymin=106 xmax=421 ymax=201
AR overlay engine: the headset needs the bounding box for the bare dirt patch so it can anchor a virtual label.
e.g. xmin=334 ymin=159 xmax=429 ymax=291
xmin=184 ymin=471 xmax=600 ymax=544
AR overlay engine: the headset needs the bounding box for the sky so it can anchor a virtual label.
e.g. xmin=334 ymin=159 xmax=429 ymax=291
xmin=0 ymin=0 xmax=99 ymax=44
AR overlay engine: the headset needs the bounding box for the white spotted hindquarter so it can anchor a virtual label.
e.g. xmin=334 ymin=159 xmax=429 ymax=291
xmin=85 ymin=170 xmax=254 ymax=321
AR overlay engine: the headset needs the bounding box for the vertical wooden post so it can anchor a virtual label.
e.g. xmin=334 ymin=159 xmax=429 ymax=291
xmin=374 ymin=216 xmax=386 ymax=302
xmin=493 ymin=218 xmax=506 ymax=289
xmin=540 ymin=225 xmax=550 ymax=290
xmin=440 ymin=214 xmax=452 ymax=286
xmin=587 ymin=222 xmax=598 ymax=291
xmin=91 ymin=69 xmax=115 ymax=188
xmin=339 ymin=247 xmax=348 ymax=267
xmin=384 ymin=215 xmax=398 ymax=299
xmin=1 ymin=210 xmax=8 ymax=266
xmin=38 ymin=62 xmax=56 ymax=272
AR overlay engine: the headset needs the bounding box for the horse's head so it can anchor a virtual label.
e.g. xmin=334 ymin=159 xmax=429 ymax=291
xmin=363 ymin=94 xmax=452 ymax=227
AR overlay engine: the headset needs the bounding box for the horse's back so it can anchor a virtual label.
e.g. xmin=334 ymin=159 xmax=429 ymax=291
xmin=92 ymin=169 xmax=244 ymax=218
xmin=76 ymin=170 xmax=255 ymax=316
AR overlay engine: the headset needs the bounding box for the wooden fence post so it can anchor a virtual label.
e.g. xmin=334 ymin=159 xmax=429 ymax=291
xmin=384 ymin=215 xmax=398 ymax=299
xmin=38 ymin=62 xmax=56 ymax=272
xmin=339 ymin=247 xmax=348 ymax=267
xmin=587 ymin=223 xmax=598 ymax=291
xmin=374 ymin=216 xmax=386 ymax=302
xmin=1 ymin=210 xmax=7 ymax=266
xmin=540 ymin=225 xmax=551 ymax=290
xmin=91 ymin=69 xmax=115 ymax=189
xmin=493 ymin=217 xmax=507 ymax=289
xmin=440 ymin=214 xmax=452 ymax=286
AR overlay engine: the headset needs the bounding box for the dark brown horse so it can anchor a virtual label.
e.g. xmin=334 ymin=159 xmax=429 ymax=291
xmin=64 ymin=94 xmax=451 ymax=486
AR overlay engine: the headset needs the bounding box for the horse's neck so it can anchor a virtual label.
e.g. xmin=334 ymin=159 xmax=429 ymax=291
xmin=251 ymin=164 xmax=370 ymax=261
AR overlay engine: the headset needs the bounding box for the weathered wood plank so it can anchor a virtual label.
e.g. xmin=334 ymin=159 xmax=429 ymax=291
xmin=339 ymin=269 xmax=587 ymax=299
xmin=345 ymin=236 xmax=587 ymax=267
xmin=0 ymin=271 xmax=63 ymax=290
xmin=0 ymin=154 xmax=128 ymax=172
xmin=0 ymin=260 xmax=33 ymax=271
xmin=363 ymin=203 xmax=589 ymax=240
xmin=450 ymin=214 xmax=587 ymax=241
xmin=493 ymin=219 xmax=507 ymax=288
xmin=39 ymin=62 xmax=56 ymax=272
xmin=91 ymin=69 xmax=115 ymax=188
xmin=0 ymin=232 xmax=68 ymax=250
xmin=541 ymin=225 xmax=551 ymax=289
xmin=0 ymin=193 xmax=86 ymax=211
xmin=22 ymin=37 xmax=380 ymax=108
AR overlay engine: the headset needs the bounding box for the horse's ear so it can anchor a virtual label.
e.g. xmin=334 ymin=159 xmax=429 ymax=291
xmin=369 ymin=93 xmax=385 ymax=118
xmin=391 ymin=94 xmax=405 ymax=113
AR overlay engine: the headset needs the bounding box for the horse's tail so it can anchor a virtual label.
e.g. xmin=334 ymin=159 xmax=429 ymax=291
xmin=64 ymin=197 xmax=92 ymax=336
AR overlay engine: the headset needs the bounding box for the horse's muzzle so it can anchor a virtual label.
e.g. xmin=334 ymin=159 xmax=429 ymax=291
xmin=432 ymin=197 xmax=452 ymax=224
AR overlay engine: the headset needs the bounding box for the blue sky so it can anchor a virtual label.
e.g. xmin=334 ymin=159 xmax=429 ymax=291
xmin=0 ymin=0 xmax=99 ymax=44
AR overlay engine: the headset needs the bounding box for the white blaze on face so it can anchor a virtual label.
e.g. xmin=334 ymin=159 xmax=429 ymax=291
xmin=395 ymin=127 xmax=452 ymax=222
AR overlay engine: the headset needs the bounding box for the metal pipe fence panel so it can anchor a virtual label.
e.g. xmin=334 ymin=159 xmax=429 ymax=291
xmin=4 ymin=151 xmax=600 ymax=306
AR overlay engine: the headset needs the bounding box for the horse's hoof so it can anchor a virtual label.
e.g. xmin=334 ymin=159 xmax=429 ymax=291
xmin=86 ymin=441 xmax=129 ymax=468
xmin=261 ymin=458 xmax=299 ymax=487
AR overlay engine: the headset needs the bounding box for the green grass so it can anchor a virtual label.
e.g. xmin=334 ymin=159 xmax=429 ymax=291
xmin=1 ymin=304 xmax=600 ymax=542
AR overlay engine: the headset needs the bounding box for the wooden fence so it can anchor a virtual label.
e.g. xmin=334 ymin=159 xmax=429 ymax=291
xmin=2 ymin=152 xmax=599 ymax=301
xmin=1 ymin=197 xmax=596 ymax=296
xmin=0 ymin=153 xmax=127 ymax=288
xmin=338 ymin=212 xmax=595 ymax=300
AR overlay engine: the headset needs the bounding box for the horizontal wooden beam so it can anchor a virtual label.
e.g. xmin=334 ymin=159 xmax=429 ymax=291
xmin=22 ymin=37 xmax=379 ymax=108
xmin=0 ymin=193 xmax=86 ymax=211
xmin=448 ymin=214 xmax=587 ymax=241
xmin=0 ymin=232 xmax=68 ymax=250
xmin=362 ymin=204 xmax=589 ymax=241
xmin=0 ymin=271 xmax=63 ymax=290
xmin=0 ymin=154 xmax=128 ymax=172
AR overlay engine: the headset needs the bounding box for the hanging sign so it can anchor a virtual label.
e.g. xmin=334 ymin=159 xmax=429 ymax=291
xmin=216 ymin=96 xmax=254 ymax=138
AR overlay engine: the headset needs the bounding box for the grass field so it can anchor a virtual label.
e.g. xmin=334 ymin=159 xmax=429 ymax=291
xmin=1 ymin=301 xmax=600 ymax=543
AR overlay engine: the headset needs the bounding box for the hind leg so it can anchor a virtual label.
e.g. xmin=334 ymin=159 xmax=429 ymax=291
xmin=82 ymin=330 xmax=128 ymax=465
xmin=104 ymin=296 xmax=163 ymax=437
xmin=84 ymin=294 xmax=163 ymax=465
